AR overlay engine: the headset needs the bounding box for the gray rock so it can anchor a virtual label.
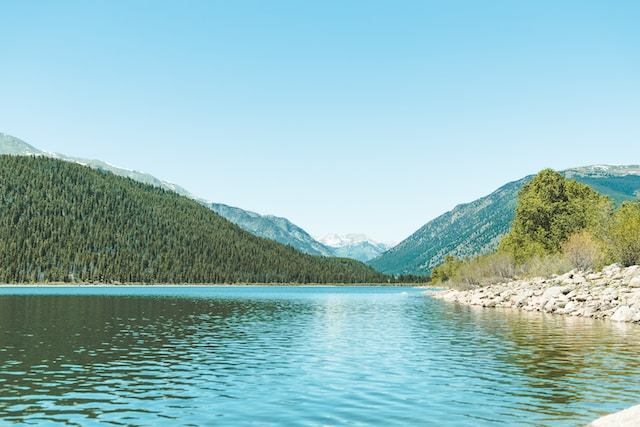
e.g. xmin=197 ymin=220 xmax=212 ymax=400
xmin=623 ymin=265 xmax=640 ymax=280
xmin=602 ymin=263 xmax=622 ymax=276
xmin=426 ymin=265 xmax=640 ymax=323
xmin=611 ymin=306 xmax=634 ymax=322
xmin=561 ymin=301 xmax=577 ymax=314
xmin=629 ymin=277 xmax=640 ymax=288
xmin=543 ymin=286 xmax=571 ymax=298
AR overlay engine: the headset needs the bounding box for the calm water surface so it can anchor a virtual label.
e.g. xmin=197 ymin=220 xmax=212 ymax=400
xmin=1 ymin=286 xmax=639 ymax=426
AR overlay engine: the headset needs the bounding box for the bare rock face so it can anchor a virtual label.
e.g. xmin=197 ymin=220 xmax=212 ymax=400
xmin=427 ymin=264 xmax=640 ymax=323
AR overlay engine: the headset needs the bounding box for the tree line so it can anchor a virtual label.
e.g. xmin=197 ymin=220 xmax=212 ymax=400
xmin=0 ymin=155 xmax=391 ymax=284
xmin=431 ymin=169 xmax=640 ymax=287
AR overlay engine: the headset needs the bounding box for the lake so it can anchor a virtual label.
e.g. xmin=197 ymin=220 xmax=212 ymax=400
xmin=1 ymin=286 xmax=639 ymax=426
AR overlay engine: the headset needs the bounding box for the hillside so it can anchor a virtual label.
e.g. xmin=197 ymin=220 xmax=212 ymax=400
xmin=369 ymin=166 xmax=640 ymax=276
xmin=0 ymin=155 xmax=389 ymax=284
xmin=0 ymin=133 xmax=336 ymax=257
xmin=0 ymin=133 xmax=197 ymax=198
xmin=208 ymin=203 xmax=334 ymax=257
xmin=368 ymin=176 xmax=530 ymax=276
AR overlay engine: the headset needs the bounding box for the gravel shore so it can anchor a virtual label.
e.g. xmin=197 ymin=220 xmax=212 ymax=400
xmin=426 ymin=264 xmax=640 ymax=323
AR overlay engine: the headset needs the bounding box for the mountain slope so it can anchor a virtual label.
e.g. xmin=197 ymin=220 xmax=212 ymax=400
xmin=208 ymin=203 xmax=334 ymax=256
xmin=0 ymin=133 xmax=334 ymax=257
xmin=318 ymin=234 xmax=395 ymax=262
xmin=0 ymin=133 xmax=197 ymax=198
xmin=369 ymin=165 xmax=640 ymax=276
xmin=0 ymin=155 xmax=389 ymax=284
xmin=368 ymin=176 xmax=530 ymax=276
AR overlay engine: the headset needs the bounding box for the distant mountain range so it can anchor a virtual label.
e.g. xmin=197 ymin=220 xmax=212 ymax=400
xmin=317 ymin=234 xmax=395 ymax=262
xmin=0 ymin=133 xmax=388 ymax=261
xmin=8 ymin=132 xmax=636 ymax=278
xmin=368 ymin=165 xmax=640 ymax=276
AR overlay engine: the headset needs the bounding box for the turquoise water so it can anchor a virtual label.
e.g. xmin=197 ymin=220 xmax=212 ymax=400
xmin=1 ymin=286 xmax=639 ymax=426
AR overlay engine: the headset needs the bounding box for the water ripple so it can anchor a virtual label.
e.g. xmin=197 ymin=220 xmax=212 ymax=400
xmin=0 ymin=288 xmax=639 ymax=426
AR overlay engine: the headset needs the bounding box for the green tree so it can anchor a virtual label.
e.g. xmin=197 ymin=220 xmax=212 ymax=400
xmin=605 ymin=201 xmax=640 ymax=267
xmin=430 ymin=255 xmax=463 ymax=284
xmin=499 ymin=169 xmax=612 ymax=263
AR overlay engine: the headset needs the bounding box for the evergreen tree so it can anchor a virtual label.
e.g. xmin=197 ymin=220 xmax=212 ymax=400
xmin=0 ymin=155 xmax=390 ymax=284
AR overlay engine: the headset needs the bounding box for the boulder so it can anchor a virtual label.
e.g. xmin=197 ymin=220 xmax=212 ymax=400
xmin=543 ymin=286 xmax=571 ymax=298
xmin=611 ymin=306 xmax=634 ymax=322
xmin=561 ymin=301 xmax=577 ymax=314
xmin=602 ymin=263 xmax=622 ymax=276
xmin=623 ymin=265 xmax=640 ymax=281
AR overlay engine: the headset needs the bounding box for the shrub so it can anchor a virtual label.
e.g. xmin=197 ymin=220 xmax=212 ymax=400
xmin=440 ymin=252 xmax=517 ymax=289
xmin=430 ymin=255 xmax=463 ymax=284
xmin=520 ymin=254 xmax=571 ymax=278
xmin=605 ymin=201 xmax=640 ymax=267
xmin=562 ymin=230 xmax=602 ymax=271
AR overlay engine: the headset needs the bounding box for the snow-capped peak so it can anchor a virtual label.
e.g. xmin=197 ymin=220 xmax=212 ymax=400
xmin=316 ymin=233 xmax=395 ymax=249
xmin=317 ymin=233 xmax=368 ymax=248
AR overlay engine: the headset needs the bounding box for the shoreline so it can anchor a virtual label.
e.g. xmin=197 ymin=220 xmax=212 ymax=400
xmin=425 ymin=264 xmax=640 ymax=323
xmin=425 ymin=264 xmax=640 ymax=426
xmin=0 ymin=282 xmax=417 ymax=288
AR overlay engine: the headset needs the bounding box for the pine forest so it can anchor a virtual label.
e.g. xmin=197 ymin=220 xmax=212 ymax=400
xmin=0 ymin=155 xmax=390 ymax=284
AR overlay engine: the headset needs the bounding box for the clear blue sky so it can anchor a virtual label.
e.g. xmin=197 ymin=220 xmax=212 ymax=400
xmin=2 ymin=1 xmax=639 ymax=243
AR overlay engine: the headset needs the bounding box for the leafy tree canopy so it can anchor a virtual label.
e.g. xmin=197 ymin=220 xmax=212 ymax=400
xmin=498 ymin=169 xmax=613 ymax=263
xmin=605 ymin=200 xmax=640 ymax=267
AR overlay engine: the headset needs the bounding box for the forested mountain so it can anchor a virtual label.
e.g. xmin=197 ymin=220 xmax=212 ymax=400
xmin=0 ymin=155 xmax=389 ymax=284
xmin=369 ymin=166 xmax=640 ymax=276
xmin=368 ymin=176 xmax=530 ymax=276
xmin=0 ymin=133 xmax=336 ymax=257
xmin=0 ymin=133 xmax=197 ymax=199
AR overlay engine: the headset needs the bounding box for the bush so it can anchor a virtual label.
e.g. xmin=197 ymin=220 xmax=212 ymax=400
xmin=605 ymin=201 xmax=640 ymax=267
xmin=439 ymin=252 xmax=517 ymax=289
xmin=430 ymin=255 xmax=463 ymax=284
xmin=520 ymin=254 xmax=571 ymax=278
xmin=562 ymin=230 xmax=602 ymax=271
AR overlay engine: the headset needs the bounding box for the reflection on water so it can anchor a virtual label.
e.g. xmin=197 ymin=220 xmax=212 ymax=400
xmin=406 ymin=302 xmax=640 ymax=425
xmin=0 ymin=287 xmax=639 ymax=426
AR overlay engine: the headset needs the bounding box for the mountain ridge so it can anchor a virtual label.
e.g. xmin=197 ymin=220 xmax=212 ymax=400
xmin=0 ymin=155 xmax=389 ymax=283
xmin=369 ymin=166 xmax=640 ymax=276
xmin=0 ymin=133 xmax=340 ymax=257
xmin=208 ymin=203 xmax=334 ymax=257
xmin=317 ymin=234 xmax=395 ymax=262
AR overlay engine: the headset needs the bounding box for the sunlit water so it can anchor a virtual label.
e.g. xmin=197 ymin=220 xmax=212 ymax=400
xmin=1 ymin=286 xmax=639 ymax=426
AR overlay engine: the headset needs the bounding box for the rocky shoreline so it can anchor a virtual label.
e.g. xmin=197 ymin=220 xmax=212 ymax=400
xmin=427 ymin=264 xmax=640 ymax=426
xmin=426 ymin=264 xmax=640 ymax=323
